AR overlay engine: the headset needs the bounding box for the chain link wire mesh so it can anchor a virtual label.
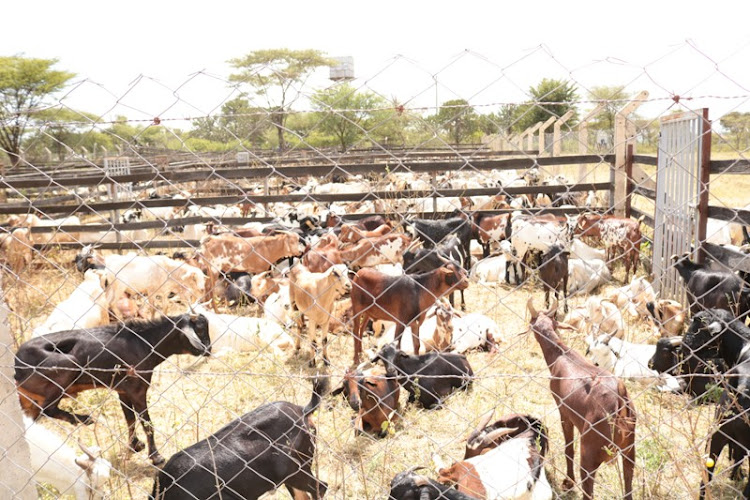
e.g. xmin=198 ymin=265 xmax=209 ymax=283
xmin=1 ymin=41 xmax=750 ymax=499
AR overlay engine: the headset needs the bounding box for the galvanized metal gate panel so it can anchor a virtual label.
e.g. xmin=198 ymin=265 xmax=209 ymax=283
xmin=652 ymin=110 xmax=706 ymax=301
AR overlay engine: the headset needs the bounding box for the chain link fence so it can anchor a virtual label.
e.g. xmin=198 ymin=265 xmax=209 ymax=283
xmin=1 ymin=42 xmax=750 ymax=499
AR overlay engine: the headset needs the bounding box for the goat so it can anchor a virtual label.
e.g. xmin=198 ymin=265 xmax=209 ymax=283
xmin=24 ymin=416 xmax=112 ymax=500
xmin=15 ymin=313 xmax=211 ymax=465
xmin=289 ymin=263 xmax=351 ymax=366
xmin=575 ymin=213 xmax=643 ymax=282
xmin=538 ymin=244 xmax=569 ymax=313
xmin=646 ymin=299 xmax=687 ymax=337
xmin=332 ymin=366 xmax=401 ymax=438
xmin=584 ymin=334 xmax=683 ymax=392
xmin=151 ymin=377 xmax=329 ymax=500
xmin=672 ymin=252 xmax=750 ymax=319
xmin=433 ymin=305 xmax=498 ymax=354
xmin=585 ymin=296 xmax=625 ymax=339
xmin=32 ymin=269 xmax=110 ymax=337
xmin=436 ymin=411 xmax=552 ymax=500
xmin=389 ymin=467 xmax=478 ymax=500
xmin=403 ymin=234 xmax=467 ymax=310
xmin=350 ymin=262 xmax=468 ymax=364
xmin=568 ymin=258 xmax=610 ymax=296
xmin=684 ymin=310 xmax=750 ymax=498
xmin=372 ymin=342 xmax=473 ymax=409
xmin=527 ymin=298 xmax=635 ymax=499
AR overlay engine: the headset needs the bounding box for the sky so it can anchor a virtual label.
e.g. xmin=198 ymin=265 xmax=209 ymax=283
xmin=4 ymin=0 xmax=750 ymax=128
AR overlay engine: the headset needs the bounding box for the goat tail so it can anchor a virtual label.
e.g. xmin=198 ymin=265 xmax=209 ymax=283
xmin=304 ymin=375 xmax=331 ymax=417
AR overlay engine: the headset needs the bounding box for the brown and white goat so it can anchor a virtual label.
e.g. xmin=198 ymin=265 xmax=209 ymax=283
xmin=527 ymin=298 xmax=636 ymax=500
xmin=332 ymin=366 xmax=401 ymax=438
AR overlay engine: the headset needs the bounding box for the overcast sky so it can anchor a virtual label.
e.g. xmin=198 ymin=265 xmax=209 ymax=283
xmin=4 ymin=0 xmax=750 ymax=126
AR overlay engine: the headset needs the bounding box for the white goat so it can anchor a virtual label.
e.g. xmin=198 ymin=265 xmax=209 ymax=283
xmin=24 ymin=416 xmax=112 ymax=500
xmin=32 ymin=269 xmax=110 ymax=337
xmin=584 ymin=334 xmax=683 ymax=392
xmin=264 ymin=284 xmax=293 ymax=328
xmin=191 ymin=304 xmax=293 ymax=356
xmin=568 ymin=258 xmax=610 ymax=296
xmin=435 ymin=307 xmax=500 ymax=353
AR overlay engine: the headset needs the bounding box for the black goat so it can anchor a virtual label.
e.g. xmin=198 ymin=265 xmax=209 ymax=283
xmin=672 ymin=253 xmax=750 ymax=319
xmin=389 ymin=468 xmax=478 ymax=500
xmin=648 ymin=334 xmax=726 ymax=398
xmin=538 ymin=244 xmax=569 ymax=313
xmin=372 ymin=343 xmax=473 ymax=409
xmin=151 ymin=377 xmax=329 ymax=500
xmin=15 ymin=314 xmax=211 ymax=465
xmin=685 ymin=310 xmax=750 ymax=499
xmin=405 ymin=217 xmax=472 ymax=272
xmin=403 ymin=235 xmax=467 ymax=310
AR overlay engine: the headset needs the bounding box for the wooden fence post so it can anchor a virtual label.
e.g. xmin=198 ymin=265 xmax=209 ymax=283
xmin=552 ymin=110 xmax=575 ymax=157
xmin=577 ymin=102 xmax=606 ymax=181
xmin=625 ymin=144 xmax=634 ymax=218
xmin=537 ymin=116 xmax=557 ymax=155
xmin=697 ymin=108 xmax=712 ymax=263
xmin=614 ymin=91 xmax=649 ymax=216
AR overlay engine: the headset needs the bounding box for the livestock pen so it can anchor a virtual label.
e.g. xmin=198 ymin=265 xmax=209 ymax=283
xmin=1 ymin=125 xmax=749 ymax=499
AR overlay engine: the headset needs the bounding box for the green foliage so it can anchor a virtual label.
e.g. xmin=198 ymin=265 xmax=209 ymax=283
xmin=432 ymin=99 xmax=479 ymax=145
xmin=0 ymin=55 xmax=75 ymax=166
xmin=719 ymin=111 xmax=750 ymax=150
xmin=190 ymin=97 xmax=270 ymax=147
xmin=513 ymin=78 xmax=578 ymax=133
xmin=311 ymin=83 xmax=387 ymax=150
xmin=587 ymin=85 xmax=630 ymax=131
xmin=368 ymin=98 xmax=417 ymax=148
xmin=228 ymin=48 xmax=334 ymax=151
xmin=478 ymin=105 xmax=518 ymax=136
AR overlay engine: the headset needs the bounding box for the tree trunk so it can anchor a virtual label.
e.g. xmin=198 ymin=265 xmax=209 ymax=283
xmin=272 ymin=107 xmax=286 ymax=152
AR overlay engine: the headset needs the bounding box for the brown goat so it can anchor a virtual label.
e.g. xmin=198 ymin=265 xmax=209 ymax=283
xmin=575 ymin=213 xmax=643 ymax=282
xmin=332 ymin=366 xmax=401 ymax=438
xmin=527 ymin=298 xmax=636 ymax=500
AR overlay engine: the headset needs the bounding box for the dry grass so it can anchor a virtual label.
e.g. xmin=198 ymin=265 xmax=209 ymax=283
xmin=8 ymin=249 xmax=748 ymax=500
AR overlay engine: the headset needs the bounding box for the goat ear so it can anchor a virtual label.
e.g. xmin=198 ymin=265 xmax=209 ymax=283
xmin=707 ymin=321 xmax=723 ymax=335
xmin=75 ymin=456 xmax=94 ymax=472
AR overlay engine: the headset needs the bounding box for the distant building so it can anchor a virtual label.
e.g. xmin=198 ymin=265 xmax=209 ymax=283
xmin=330 ymin=56 xmax=354 ymax=81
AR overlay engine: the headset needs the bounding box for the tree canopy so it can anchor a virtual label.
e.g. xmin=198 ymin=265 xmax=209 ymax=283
xmin=312 ymin=83 xmax=386 ymax=150
xmin=513 ymin=78 xmax=578 ymax=132
xmin=228 ymin=49 xmax=334 ymax=151
xmin=433 ymin=99 xmax=479 ymax=145
xmin=719 ymin=111 xmax=750 ymax=150
xmin=0 ymin=56 xmax=75 ymax=166
xmin=586 ymin=85 xmax=630 ymax=131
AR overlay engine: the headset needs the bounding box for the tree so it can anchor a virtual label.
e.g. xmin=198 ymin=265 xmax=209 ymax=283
xmin=433 ymin=99 xmax=479 ymax=145
xmin=0 ymin=56 xmax=75 ymax=166
xmin=312 ymin=83 xmax=385 ymax=150
xmin=228 ymin=49 xmax=334 ymax=151
xmin=190 ymin=97 xmax=271 ymax=146
xmin=478 ymin=104 xmax=519 ymax=136
xmin=720 ymin=111 xmax=750 ymax=150
xmin=513 ymin=79 xmax=578 ymax=132
xmin=587 ymin=85 xmax=630 ymax=131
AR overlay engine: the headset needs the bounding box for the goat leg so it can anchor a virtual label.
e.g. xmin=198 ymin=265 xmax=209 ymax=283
xmin=560 ymin=419 xmax=577 ymax=491
xmin=41 ymin=392 xmax=93 ymax=425
xmin=118 ymin=394 xmax=145 ymax=453
xmin=130 ymin=392 xmax=165 ymax=465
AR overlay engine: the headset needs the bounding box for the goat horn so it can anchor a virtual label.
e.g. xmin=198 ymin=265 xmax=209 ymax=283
xmin=77 ymin=439 xmax=98 ymax=461
xmin=668 ymin=336 xmax=682 ymax=347
xmin=556 ymin=321 xmax=577 ymax=331
xmin=74 ymin=456 xmax=94 ymax=472
xmin=474 ymin=409 xmax=495 ymax=434
xmin=479 ymin=426 xmax=519 ymax=447
xmin=547 ymin=299 xmax=559 ymax=318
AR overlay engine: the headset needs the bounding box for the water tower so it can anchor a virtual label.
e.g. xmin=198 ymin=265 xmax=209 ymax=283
xmin=330 ymin=56 xmax=355 ymax=81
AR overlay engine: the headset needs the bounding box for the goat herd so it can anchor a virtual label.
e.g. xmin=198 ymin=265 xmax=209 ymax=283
xmin=4 ymin=171 xmax=750 ymax=499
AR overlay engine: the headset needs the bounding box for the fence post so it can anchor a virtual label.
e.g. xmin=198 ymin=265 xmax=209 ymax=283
xmin=577 ymin=102 xmax=606 ymax=181
xmin=526 ymin=122 xmax=544 ymax=151
xmin=537 ymin=116 xmax=557 ymax=156
xmin=552 ymin=110 xmax=575 ymax=157
xmin=614 ymin=91 xmax=649 ymax=216
xmin=625 ymin=144 xmax=634 ymax=218
xmin=0 ymin=275 xmax=35 ymax=500
xmin=697 ymin=108 xmax=712 ymax=264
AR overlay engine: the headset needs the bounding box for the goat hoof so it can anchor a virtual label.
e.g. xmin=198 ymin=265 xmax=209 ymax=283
xmin=562 ymin=479 xmax=576 ymax=491
xmin=150 ymin=453 xmax=166 ymax=466
xmin=130 ymin=440 xmax=146 ymax=453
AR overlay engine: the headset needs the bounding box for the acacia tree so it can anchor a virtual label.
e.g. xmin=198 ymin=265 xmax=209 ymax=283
xmin=312 ymin=83 xmax=385 ymax=150
xmin=228 ymin=49 xmax=333 ymax=151
xmin=190 ymin=97 xmax=270 ymax=146
xmin=434 ymin=99 xmax=479 ymax=145
xmin=0 ymin=56 xmax=75 ymax=167
xmin=513 ymin=78 xmax=578 ymax=132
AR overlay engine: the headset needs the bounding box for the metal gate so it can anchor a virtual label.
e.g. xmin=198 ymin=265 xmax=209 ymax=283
xmin=652 ymin=109 xmax=710 ymax=300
